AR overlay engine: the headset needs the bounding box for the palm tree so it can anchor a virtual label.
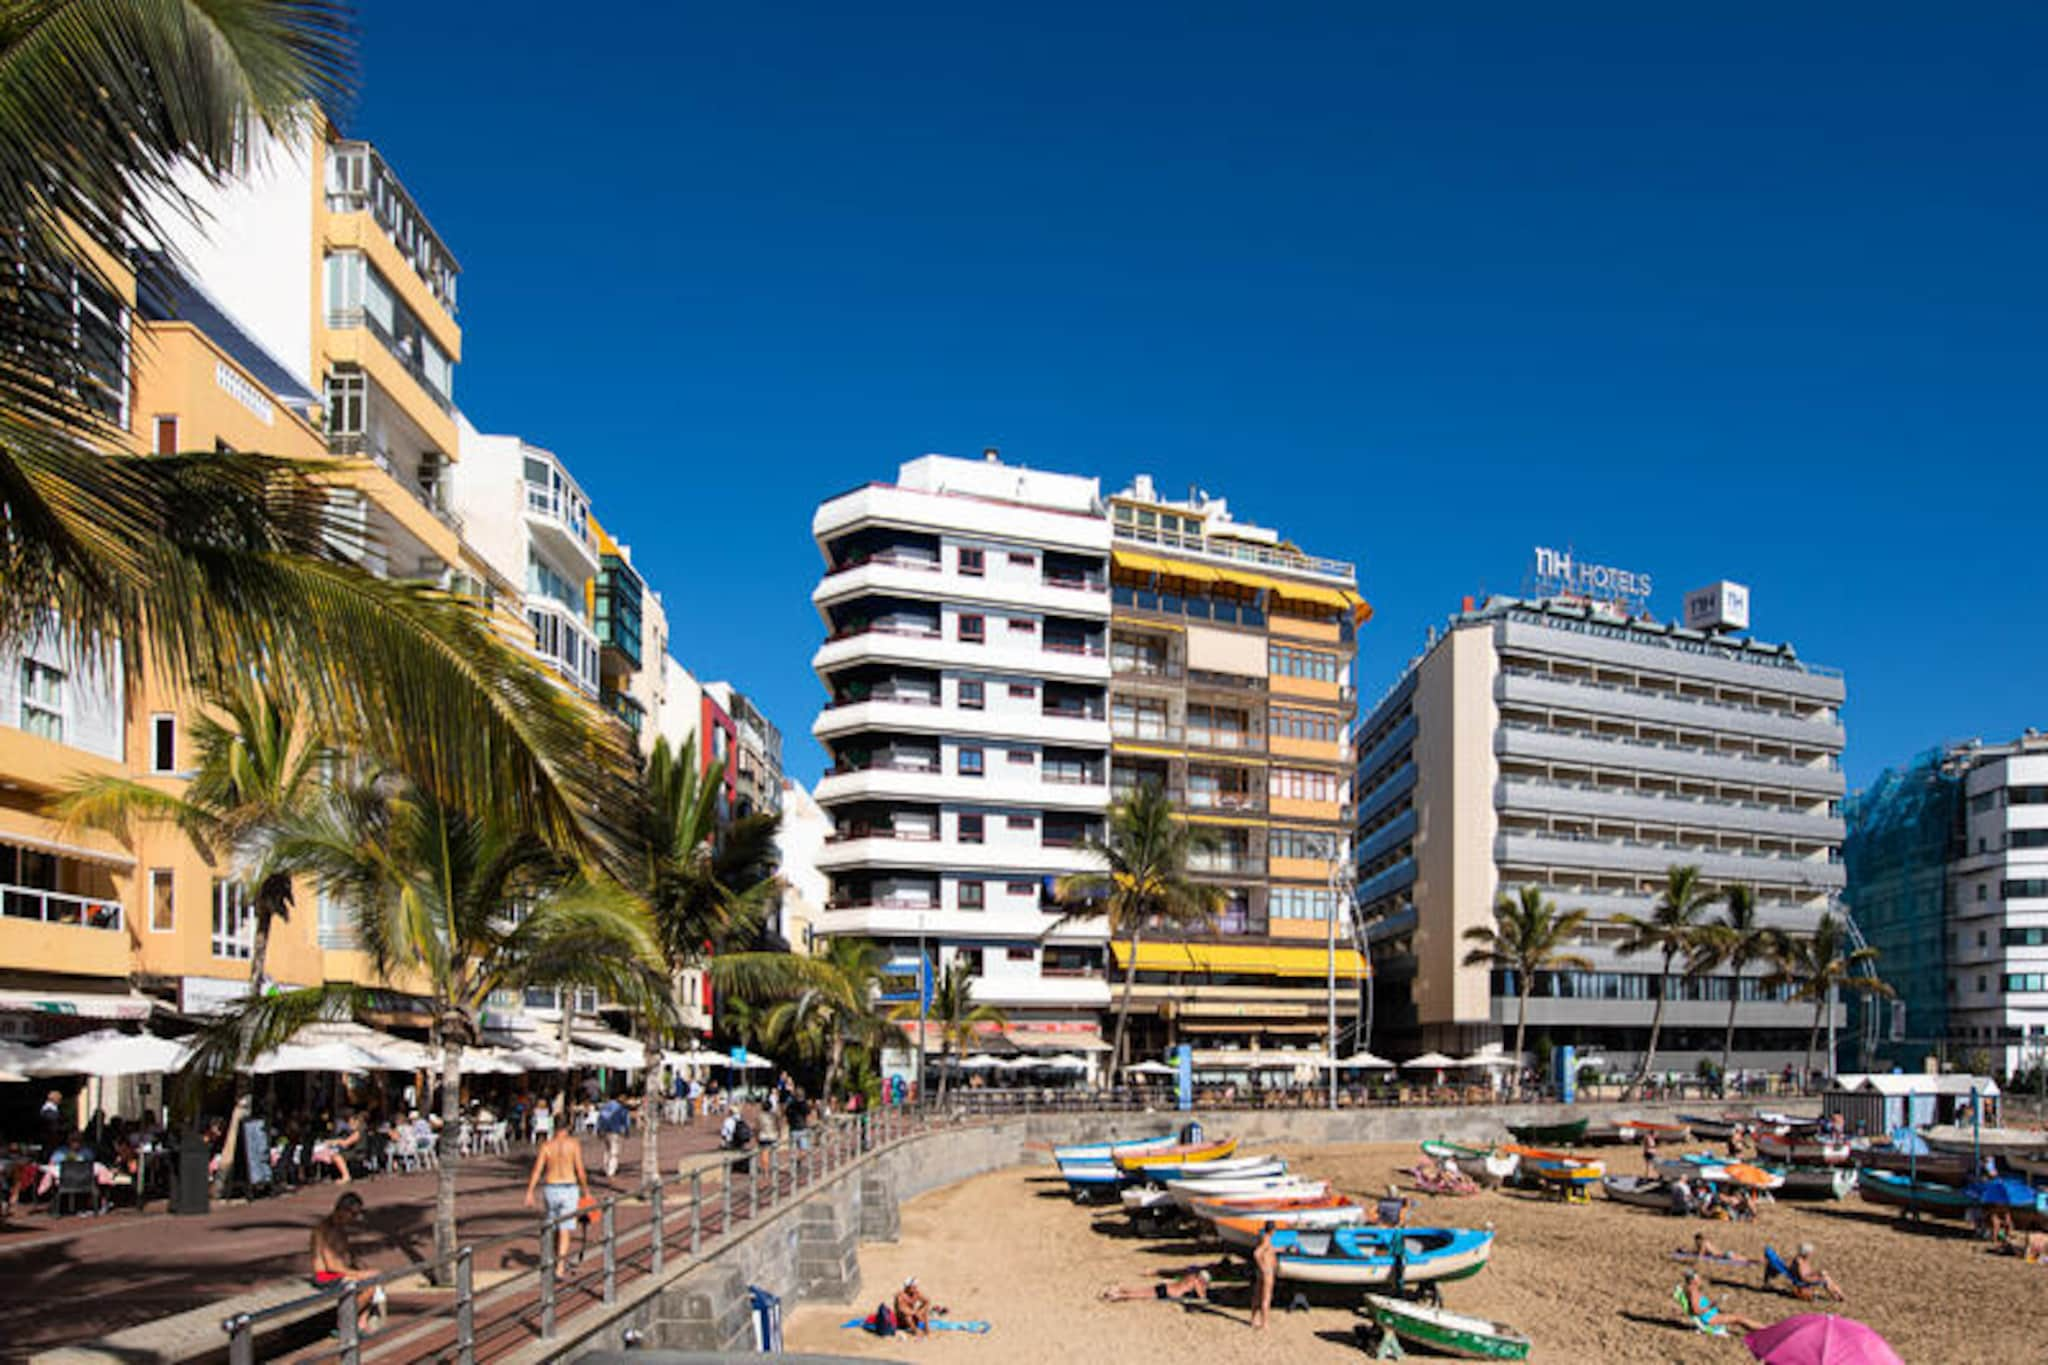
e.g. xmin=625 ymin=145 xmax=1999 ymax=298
xmin=1764 ymin=913 xmax=1892 ymax=1087
xmin=891 ymin=959 xmax=1006 ymax=1104
xmin=1688 ymin=886 xmax=1784 ymax=1097
xmin=627 ymin=736 xmax=781 ymax=1174
xmin=0 ymin=2 xmax=641 ymax=869
xmin=54 ymin=680 xmax=330 ymax=1190
xmin=1461 ymin=885 xmax=1592 ymax=1091
xmin=185 ymin=778 xmax=669 ymax=1272
xmin=1615 ymin=865 xmax=1716 ymax=1096
xmin=1053 ymin=784 xmax=1224 ymax=1069
xmin=715 ymin=937 xmax=898 ymax=1102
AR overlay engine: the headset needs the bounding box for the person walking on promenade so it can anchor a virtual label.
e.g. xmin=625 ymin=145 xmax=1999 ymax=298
xmin=524 ymin=1125 xmax=589 ymax=1279
xmin=596 ymin=1094 xmax=631 ymax=1179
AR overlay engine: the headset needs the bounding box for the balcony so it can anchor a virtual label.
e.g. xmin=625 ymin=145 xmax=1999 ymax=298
xmin=1494 ymin=722 xmax=1845 ymax=797
xmin=523 ymin=452 xmax=599 ymax=577
xmin=826 ymin=550 xmax=941 ymax=576
xmin=525 ymin=599 xmax=600 ymax=697
xmin=1496 ymin=669 xmax=1846 ymax=748
xmin=1187 ymin=727 xmax=1259 ymax=754
xmin=1044 ymin=637 xmax=1106 ymax=658
xmin=1495 ymin=777 xmax=1846 ymax=841
xmin=325 ymin=295 xmax=453 ymax=414
xmin=1111 ymin=521 xmax=1355 ymax=581
xmin=1188 ymin=851 xmax=1263 ymax=876
xmin=594 ymin=554 xmax=645 ymax=671
xmin=1112 ymin=718 xmax=1181 ymax=744
xmin=828 ymin=622 xmax=941 ymax=643
xmin=1494 ymin=831 xmax=1847 ymax=892
xmin=326 ymin=141 xmax=460 ymax=314
xmin=1187 ymin=789 xmax=1264 ymax=815
xmin=2 ymin=883 xmax=122 ymax=932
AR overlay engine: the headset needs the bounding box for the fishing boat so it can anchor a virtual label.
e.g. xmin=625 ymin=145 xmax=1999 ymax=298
xmin=1420 ymin=1139 xmax=1517 ymax=1186
xmin=1419 ymin=1139 xmax=1494 ymax=1163
xmin=1854 ymin=1146 xmax=1976 ymax=1184
xmin=1187 ymin=1194 xmax=1367 ymax=1229
xmin=1653 ymin=1156 xmax=1782 ymax=1190
xmin=1616 ymin=1119 xmax=1693 ymax=1142
xmin=1125 ymin=1154 xmax=1276 ymax=1186
xmin=1162 ymin=1173 xmax=1317 ymax=1201
xmin=1756 ymin=1132 xmax=1850 ymax=1166
xmin=1601 ymin=1176 xmax=1682 ymax=1212
xmin=1114 ymin=1137 xmax=1239 ymax=1172
xmin=1579 ymin=1121 xmax=1628 ymax=1145
xmin=1505 ymin=1117 xmax=1588 ymax=1145
xmin=2006 ymin=1151 xmax=2048 ymax=1181
xmin=1209 ymin=1222 xmax=1494 ymax=1285
xmin=1052 ymin=1132 xmax=1176 ymax=1164
xmin=1762 ymin=1165 xmax=1858 ymax=1201
xmin=1360 ymin=1294 xmax=1532 ymax=1361
xmin=1678 ymin=1113 xmax=1740 ymax=1140
xmin=1857 ymin=1170 xmax=1974 ymax=1219
xmin=1755 ymin=1111 xmax=1821 ymax=1132
xmin=1922 ymin=1125 xmax=2048 ymax=1159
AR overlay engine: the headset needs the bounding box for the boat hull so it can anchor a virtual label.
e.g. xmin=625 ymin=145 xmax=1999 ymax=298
xmin=1855 ymin=1148 xmax=1975 ymax=1183
xmin=1052 ymin=1133 xmax=1174 ymax=1164
xmin=1506 ymin=1118 xmax=1589 ymax=1145
xmin=1362 ymin=1294 xmax=1532 ymax=1361
xmin=1115 ymin=1137 xmax=1239 ymax=1171
xmin=1602 ymin=1176 xmax=1680 ymax=1211
xmin=1767 ymin=1166 xmax=1858 ymax=1201
xmin=1858 ymin=1170 xmax=1974 ymax=1219
xmin=1921 ymin=1125 xmax=2048 ymax=1159
xmin=1264 ymin=1227 xmax=1495 ymax=1287
xmin=1196 ymin=1200 xmax=1366 ymax=1233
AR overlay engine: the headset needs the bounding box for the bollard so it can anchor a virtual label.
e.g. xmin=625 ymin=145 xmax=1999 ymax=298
xmin=722 ymin=1158 xmax=732 ymax=1236
xmin=539 ymin=1215 xmax=557 ymax=1338
xmin=754 ymin=1150 xmax=765 ymax=1212
xmin=651 ymin=1183 xmax=665 ymax=1275
xmin=456 ymin=1246 xmax=476 ymax=1364
xmin=602 ymin=1203 xmax=617 ymax=1304
xmin=338 ymin=1286 xmax=361 ymax=1364
xmin=224 ymin=1314 xmax=254 ymax=1365
xmin=690 ymin=1170 xmax=702 ymax=1254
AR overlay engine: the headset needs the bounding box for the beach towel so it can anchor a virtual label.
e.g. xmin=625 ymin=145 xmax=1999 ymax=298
xmin=1668 ymin=1251 xmax=1749 ymax=1268
xmin=844 ymin=1316 xmax=991 ymax=1334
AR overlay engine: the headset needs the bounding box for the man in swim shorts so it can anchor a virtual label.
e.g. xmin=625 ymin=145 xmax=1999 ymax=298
xmin=524 ymin=1124 xmax=588 ymax=1280
xmin=1100 ymin=1267 xmax=1212 ymax=1302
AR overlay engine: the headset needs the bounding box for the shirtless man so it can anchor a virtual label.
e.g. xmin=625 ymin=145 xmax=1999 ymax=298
xmin=1249 ymin=1222 xmax=1278 ymax=1331
xmin=310 ymin=1192 xmax=384 ymax=1334
xmin=1681 ymin=1229 xmax=1757 ymax=1266
xmin=893 ymin=1276 xmax=943 ymax=1335
xmin=1100 ymin=1267 xmax=1212 ymax=1302
xmin=1790 ymin=1242 xmax=1847 ymax=1302
xmin=523 ymin=1125 xmax=588 ymax=1278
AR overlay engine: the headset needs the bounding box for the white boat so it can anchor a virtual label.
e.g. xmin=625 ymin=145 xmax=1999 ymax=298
xmin=1128 ymin=1155 xmax=1285 ymax=1185
xmin=1052 ymin=1132 xmax=1176 ymax=1164
xmin=1167 ymin=1177 xmax=1325 ymax=1212
xmin=1199 ymin=1201 xmax=1369 ymax=1239
xmin=1921 ymin=1124 xmax=2048 ymax=1159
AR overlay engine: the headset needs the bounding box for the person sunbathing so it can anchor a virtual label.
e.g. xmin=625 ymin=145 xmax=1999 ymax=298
xmin=1100 ymin=1267 xmax=1212 ymax=1302
xmin=1681 ymin=1269 xmax=1766 ymax=1333
xmin=1683 ymin=1231 xmax=1758 ymax=1266
xmin=1997 ymin=1230 xmax=2048 ymax=1263
xmin=1764 ymin=1242 xmax=1847 ymax=1302
xmin=894 ymin=1276 xmax=945 ymax=1334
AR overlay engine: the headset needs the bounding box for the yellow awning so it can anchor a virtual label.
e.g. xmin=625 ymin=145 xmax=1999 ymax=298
xmin=1113 ymin=940 xmax=1368 ymax=980
xmin=1213 ymin=566 xmax=1284 ymax=595
xmin=1347 ymin=592 xmax=1374 ymax=625
xmin=1161 ymin=560 xmax=1217 ymax=584
xmin=1275 ymin=582 xmax=1350 ymax=610
xmin=1111 ymin=549 xmax=1169 ymax=576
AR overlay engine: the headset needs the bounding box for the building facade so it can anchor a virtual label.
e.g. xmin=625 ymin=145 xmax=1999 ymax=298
xmin=1849 ymin=733 xmax=2048 ymax=1077
xmin=1355 ymin=593 xmax=1848 ymax=1075
xmin=808 ymin=453 xmax=1115 ymax=1056
xmin=1104 ymin=477 xmax=1369 ymax=1060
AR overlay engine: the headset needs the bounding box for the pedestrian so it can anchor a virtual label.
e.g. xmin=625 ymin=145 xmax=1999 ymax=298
xmin=1249 ymin=1221 xmax=1277 ymax=1330
xmin=596 ymin=1094 xmax=631 ymax=1179
xmin=524 ymin=1124 xmax=589 ymax=1279
xmin=788 ymin=1088 xmax=814 ymax=1152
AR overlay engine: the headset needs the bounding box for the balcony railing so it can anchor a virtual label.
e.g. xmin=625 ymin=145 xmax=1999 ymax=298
xmin=1044 ymin=574 xmax=1106 ymax=593
xmin=1112 ymin=719 xmax=1180 ymax=743
xmin=1498 ymin=720 xmax=1842 ymax=773
xmin=1044 ymin=639 xmax=1106 ymax=657
xmin=825 ymin=896 xmax=940 ymax=912
xmin=1187 ymin=728 xmax=1256 ymax=751
xmin=826 ymin=551 xmax=942 ymax=576
xmin=828 ymin=622 xmax=942 ymax=643
xmin=1044 ymin=769 xmax=1107 ymax=786
xmin=1188 ymin=790 xmax=1262 ymax=813
xmin=1498 ymin=665 xmax=1842 ymax=730
xmin=829 ymin=689 xmax=940 ymax=709
xmin=1044 ymin=704 xmax=1107 ymax=722
xmin=1113 ymin=521 xmax=1355 ymax=580
xmin=325 ymin=435 xmax=466 ymax=534
xmin=1111 ymin=658 xmax=1183 ymax=679
xmin=2 ymin=883 xmax=122 ymax=932
xmin=325 ymin=141 xmax=460 ymax=313
xmin=1189 ymin=668 xmax=1266 ymax=692
xmin=825 ymin=756 xmax=940 ymax=776
xmin=827 ymin=828 xmax=940 ymax=844
xmin=325 ymin=307 xmax=452 ymax=412
xmin=1188 ymin=853 xmax=1261 ymax=875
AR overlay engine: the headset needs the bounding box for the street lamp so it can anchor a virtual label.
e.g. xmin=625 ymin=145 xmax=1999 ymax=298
xmin=1327 ymin=832 xmax=1357 ymax=1112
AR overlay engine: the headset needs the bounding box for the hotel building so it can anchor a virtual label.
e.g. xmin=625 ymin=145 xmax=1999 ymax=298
xmin=1354 ymin=593 xmax=1847 ymax=1073
xmin=1103 ymin=478 xmax=1369 ymax=1061
xmin=1848 ymin=732 xmax=2048 ymax=1076
xmin=808 ymin=454 xmax=1115 ymax=1057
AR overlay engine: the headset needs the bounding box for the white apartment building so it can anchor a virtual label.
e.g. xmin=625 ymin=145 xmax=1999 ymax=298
xmin=451 ymin=416 xmax=602 ymax=698
xmin=1356 ymin=593 xmax=1848 ymax=1074
xmin=810 ymin=453 xmax=1115 ymax=1051
xmin=777 ymin=780 xmax=831 ymax=954
xmin=1949 ymin=734 xmax=2048 ymax=1075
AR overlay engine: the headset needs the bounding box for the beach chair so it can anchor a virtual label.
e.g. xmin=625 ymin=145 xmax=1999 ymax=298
xmin=1761 ymin=1246 xmax=1819 ymax=1300
xmin=1672 ymin=1283 xmax=1728 ymax=1336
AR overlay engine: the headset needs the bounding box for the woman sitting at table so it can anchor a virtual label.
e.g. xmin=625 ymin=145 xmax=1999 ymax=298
xmin=311 ymin=1113 xmax=363 ymax=1184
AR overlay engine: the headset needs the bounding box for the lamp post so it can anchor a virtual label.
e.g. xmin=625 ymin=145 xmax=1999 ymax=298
xmin=1326 ymin=834 xmax=1356 ymax=1112
xmin=916 ymin=914 xmax=929 ymax=1110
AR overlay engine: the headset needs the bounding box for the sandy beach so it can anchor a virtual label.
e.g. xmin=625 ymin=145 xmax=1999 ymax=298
xmin=784 ymin=1139 xmax=2047 ymax=1362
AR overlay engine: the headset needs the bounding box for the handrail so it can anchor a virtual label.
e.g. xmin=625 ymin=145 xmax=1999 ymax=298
xmin=222 ymin=1108 xmax=945 ymax=1365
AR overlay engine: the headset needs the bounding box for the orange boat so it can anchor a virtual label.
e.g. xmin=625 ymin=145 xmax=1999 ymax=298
xmin=1114 ymin=1137 xmax=1240 ymax=1171
xmin=1189 ymin=1193 xmax=1365 ymax=1229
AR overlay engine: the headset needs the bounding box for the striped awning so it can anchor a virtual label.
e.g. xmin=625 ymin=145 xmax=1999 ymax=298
xmin=1111 ymin=940 xmax=1368 ymax=980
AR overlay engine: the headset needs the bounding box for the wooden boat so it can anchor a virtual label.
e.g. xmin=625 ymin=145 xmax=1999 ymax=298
xmin=1755 ymin=1111 xmax=1821 ymax=1132
xmin=1921 ymin=1125 xmax=2048 ymax=1159
xmin=1756 ymin=1132 xmax=1850 ymax=1166
xmin=1114 ymin=1137 xmax=1239 ymax=1172
xmin=1762 ymin=1165 xmax=1858 ymax=1201
xmin=1059 ymin=1161 xmax=1123 ymax=1192
xmin=1616 ymin=1119 xmax=1693 ymax=1142
xmin=1189 ymin=1194 xmax=1366 ymax=1230
xmin=1162 ymin=1173 xmax=1315 ymax=1201
xmin=1208 ymin=1223 xmax=1494 ymax=1286
xmin=1601 ymin=1176 xmax=1682 ymax=1212
xmin=1854 ymin=1146 xmax=1975 ymax=1184
xmin=1857 ymin=1170 xmax=1974 ymax=1219
xmin=1420 ymin=1139 xmax=1516 ymax=1187
xmin=1420 ymin=1139 xmax=1494 ymax=1163
xmin=2006 ymin=1151 xmax=2048 ymax=1181
xmin=1678 ymin=1113 xmax=1740 ymax=1140
xmin=1579 ymin=1121 xmax=1628 ymax=1145
xmin=1506 ymin=1117 xmax=1588 ymax=1145
xmin=1127 ymin=1155 xmax=1277 ymax=1187
xmin=1653 ymin=1156 xmax=1782 ymax=1190
xmin=1523 ymin=1156 xmax=1604 ymax=1184
xmin=1052 ymin=1132 xmax=1175 ymax=1164
xmin=1361 ymin=1294 xmax=1532 ymax=1361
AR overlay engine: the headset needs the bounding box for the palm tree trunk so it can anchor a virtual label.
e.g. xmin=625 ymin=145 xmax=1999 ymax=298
xmin=212 ymin=882 xmax=286 ymax=1195
xmin=823 ymin=1031 xmax=844 ymax=1106
xmin=1804 ymin=998 xmax=1824 ymax=1092
xmin=1721 ymin=988 xmax=1740 ymax=1099
xmin=1632 ymin=949 xmax=1674 ymax=1098
xmin=435 ymin=1032 xmax=463 ymax=1278
xmin=1110 ymin=920 xmax=1143 ymax=1072
xmin=1513 ymin=977 xmax=1531 ymax=1099
xmin=938 ymin=1040 xmax=952 ymax=1105
xmin=641 ymin=1035 xmax=662 ymax=1182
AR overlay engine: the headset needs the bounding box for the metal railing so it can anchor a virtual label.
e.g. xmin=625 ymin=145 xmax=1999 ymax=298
xmin=220 ymin=1108 xmax=941 ymax=1365
xmin=1 ymin=883 xmax=122 ymax=931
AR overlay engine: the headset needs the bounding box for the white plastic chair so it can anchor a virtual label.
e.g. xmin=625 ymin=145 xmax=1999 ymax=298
xmin=388 ymin=1128 xmax=421 ymax=1173
xmin=484 ymin=1121 xmax=510 ymax=1155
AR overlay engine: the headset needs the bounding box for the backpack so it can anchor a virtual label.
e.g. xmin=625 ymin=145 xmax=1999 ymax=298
xmin=730 ymin=1117 xmax=755 ymax=1147
xmin=870 ymin=1303 xmax=897 ymax=1337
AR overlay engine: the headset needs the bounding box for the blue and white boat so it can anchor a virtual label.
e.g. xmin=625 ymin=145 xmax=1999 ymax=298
xmin=1208 ymin=1222 xmax=1495 ymax=1287
xmin=1051 ymin=1132 xmax=1175 ymax=1164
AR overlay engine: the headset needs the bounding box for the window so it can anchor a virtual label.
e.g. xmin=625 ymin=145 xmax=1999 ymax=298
xmin=1007 ymin=815 xmax=1035 ymax=830
xmin=1979 ymin=929 xmax=1989 ymax=948
xmin=959 ymin=814 xmax=984 ymax=844
xmin=1270 ymin=766 xmax=1340 ymax=803
xmin=18 ymin=660 xmax=64 ymax=742
xmin=1006 ymin=880 xmax=1038 ymax=897
xmin=2004 ymin=926 xmax=2048 ymax=947
xmin=959 ymin=680 xmax=985 ymax=709
xmin=1270 ymin=828 xmax=1336 ymax=861
xmin=150 ymin=715 xmax=177 ymax=773
xmin=1271 ymin=706 xmax=1342 ymax=744
xmin=149 ymin=869 xmax=175 ymax=933
xmin=153 ymin=416 xmax=179 ymax=455
xmin=325 ymin=366 xmax=367 ymax=440
xmin=1008 ymin=749 xmax=1035 ymax=765
xmin=1009 ymin=618 xmax=1036 ymax=633
xmin=1979 ymin=883 xmax=1989 ymax=902
xmin=958 ymin=748 xmax=984 ymax=777
xmin=1269 ymin=644 xmax=1340 ymax=683
xmin=958 ymin=548 xmax=984 ymax=576
xmin=958 ymin=881 xmax=985 ymax=909
xmin=955 ymin=948 xmax=984 ymax=975
xmin=1008 ymin=553 xmax=1036 ymax=567
xmin=1006 ymin=946 xmax=1036 ymax=961
xmin=211 ymin=881 xmax=253 ymax=960
xmin=1008 ymin=683 xmax=1037 ymax=699
xmin=1272 ymin=886 xmax=1337 ymax=921
xmin=2006 ymin=880 xmax=2048 ymax=900
xmin=958 ymin=614 xmax=985 ymax=643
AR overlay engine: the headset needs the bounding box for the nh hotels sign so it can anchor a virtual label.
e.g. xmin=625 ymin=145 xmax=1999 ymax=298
xmin=1530 ymin=545 xmax=1653 ymax=606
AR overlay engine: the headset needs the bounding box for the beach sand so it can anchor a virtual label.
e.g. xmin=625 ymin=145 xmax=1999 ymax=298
xmin=784 ymin=1139 xmax=2046 ymax=1362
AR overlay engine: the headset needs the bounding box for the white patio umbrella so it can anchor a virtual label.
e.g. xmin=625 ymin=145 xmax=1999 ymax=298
xmin=243 ymin=1040 xmax=387 ymax=1075
xmin=1041 ymin=1054 xmax=1090 ymax=1070
xmin=664 ymin=1047 xmax=728 ymax=1069
xmin=726 ymin=1048 xmax=776 ymax=1071
xmin=24 ymin=1029 xmax=190 ymax=1078
xmin=0 ymin=1069 xmax=25 ymax=1083
xmin=957 ymin=1054 xmax=1006 ymax=1070
xmin=994 ymin=1056 xmax=1039 ymax=1071
xmin=0 ymin=1038 xmax=40 ymax=1072
xmin=1124 ymin=1060 xmax=1176 ymax=1076
xmin=1455 ymin=1052 xmax=1521 ymax=1070
xmin=1400 ymin=1051 xmax=1459 ymax=1070
xmin=1324 ymin=1051 xmax=1397 ymax=1070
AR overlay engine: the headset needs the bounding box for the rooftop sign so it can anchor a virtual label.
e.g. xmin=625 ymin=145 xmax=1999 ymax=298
xmin=1530 ymin=545 xmax=1652 ymax=611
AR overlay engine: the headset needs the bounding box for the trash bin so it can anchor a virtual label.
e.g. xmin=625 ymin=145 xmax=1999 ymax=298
xmin=170 ymin=1130 xmax=211 ymax=1216
xmin=749 ymin=1284 xmax=783 ymax=1351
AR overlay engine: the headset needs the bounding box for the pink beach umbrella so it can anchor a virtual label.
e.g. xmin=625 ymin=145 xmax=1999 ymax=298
xmin=1744 ymin=1315 xmax=1904 ymax=1365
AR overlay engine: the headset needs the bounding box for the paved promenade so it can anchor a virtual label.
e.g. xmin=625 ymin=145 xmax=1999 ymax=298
xmin=0 ymin=1121 xmax=732 ymax=1360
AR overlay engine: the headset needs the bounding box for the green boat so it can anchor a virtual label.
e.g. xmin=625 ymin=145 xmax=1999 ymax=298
xmin=1505 ymin=1117 xmax=1588 ymax=1145
xmin=1361 ymin=1294 xmax=1532 ymax=1360
xmin=1420 ymin=1139 xmax=1493 ymax=1163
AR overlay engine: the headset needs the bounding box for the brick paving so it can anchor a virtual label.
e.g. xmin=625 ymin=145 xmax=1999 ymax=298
xmin=0 ymin=1121 xmax=737 ymax=1362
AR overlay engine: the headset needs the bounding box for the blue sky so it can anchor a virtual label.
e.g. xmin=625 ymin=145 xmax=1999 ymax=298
xmin=351 ymin=3 xmax=2046 ymax=789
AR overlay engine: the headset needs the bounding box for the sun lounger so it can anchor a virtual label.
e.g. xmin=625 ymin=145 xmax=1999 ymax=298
xmin=1761 ymin=1245 xmax=1821 ymax=1299
xmin=1672 ymin=1282 xmax=1729 ymax=1336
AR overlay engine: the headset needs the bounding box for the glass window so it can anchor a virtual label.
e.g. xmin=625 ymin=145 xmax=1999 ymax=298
xmin=1008 ymin=750 xmax=1034 ymax=765
xmin=1009 ymin=617 xmax=1036 ymax=632
xmin=959 ymin=814 xmax=984 ymax=844
xmin=958 ymin=615 xmax=984 ymax=642
xmin=1008 ymin=683 xmax=1036 ymax=698
xmin=959 ymin=881 xmax=984 ymax=909
xmin=958 ymin=748 xmax=984 ymax=777
xmin=149 ymin=869 xmax=174 ymax=933
xmin=211 ymin=881 xmax=253 ymax=959
xmin=1007 ymin=815 xmax=1035 ymax=829
xmin=150 ymin=715 xmax=177 ymax=773
xmin=18 ymin=660 xmax=64 ymax=742
xmin=959 ymin=680 xmax=985 ymax=709
xmin=1006 ymin=880 xmax=1038 ymax=896
xmin=958 ymin=548 xmax=984 ymax=576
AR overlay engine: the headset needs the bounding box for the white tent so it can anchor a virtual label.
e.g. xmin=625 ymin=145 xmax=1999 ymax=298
xmin=24 ymin=1029 xmax=190 ymax=1078
xmin=664 ymin=1047 xmax=729 ymax=1069
xmin=1455 ymin=1052 xmax=1520 ymax=1070
xmin=244 ymin=1040 xmax=387 ymax=1075
xmin=994 ymin=1056 xmax=1039 ymax=1071
xmin=0 ymin=1038 xmax=41 ymax=1072
xmin=1324 ymin=1052 xmax=1397 ymax=1070
xmin=1401 ymin=1051 xmax=1459 ymax=1070
xmin=958 ymin=1054 xmax=1006 ymax=1070
xmin=1041 ymin=1054 xmax=1090 ymax=1070
xmin=1124 ymin=1060 xmax=1177 ymax=1076
xmin=727 ymin=1048 xmax=776 ymax=1071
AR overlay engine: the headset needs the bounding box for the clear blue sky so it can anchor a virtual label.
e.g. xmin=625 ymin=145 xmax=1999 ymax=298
xmin=349 ymin=3 xmax=2046 ymax=791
